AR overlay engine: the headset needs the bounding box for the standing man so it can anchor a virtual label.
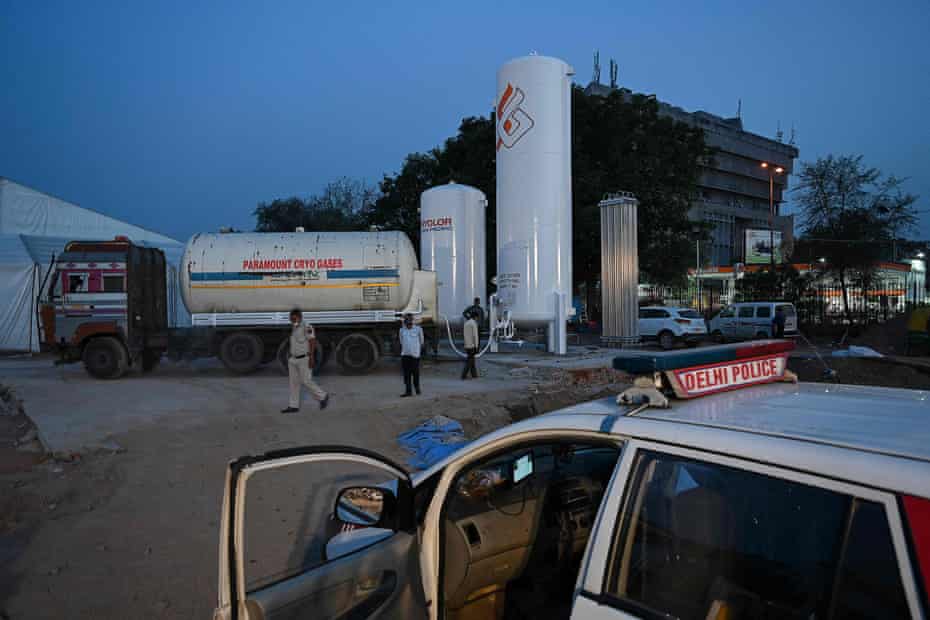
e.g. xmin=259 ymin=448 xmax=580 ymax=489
xmin=772 ymin=306 xmax=786 ymax=338
xmin=281 ymin=308 xmax=329 ymax=413
xmin=399 ymin=313 xmax=424 ymax=397
xmin=462 ymin=310 xmax=479 ymax=380
xmin=463 ymin=297 xmax=485 ymax=326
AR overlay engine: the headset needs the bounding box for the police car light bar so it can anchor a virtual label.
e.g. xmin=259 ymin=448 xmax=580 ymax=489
xmin=613 ymin=340 xmax=796 ymax=401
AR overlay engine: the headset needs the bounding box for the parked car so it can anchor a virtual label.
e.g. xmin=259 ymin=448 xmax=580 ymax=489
xmin=638 ymin=306 xmax=707 ymax=349
xmin=213 ymin=342 xmax=930 ymax=620
xmin=708 ymin=301 xmax=798 ymax=342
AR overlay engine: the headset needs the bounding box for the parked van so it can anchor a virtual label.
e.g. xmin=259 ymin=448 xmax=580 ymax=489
xmin=708 ymin=301 xmax=798 ymax=342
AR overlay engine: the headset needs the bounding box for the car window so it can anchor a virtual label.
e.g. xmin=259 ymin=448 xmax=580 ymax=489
xmin=605 ymin=451 xmax=881 ymax=620
xmin=756 ymin=306 xmax=771 ymax=318
xmin=657 ymin=310 xmax=670 ymax=318
xmin=776 ymin=304 xmax=796 ymax=317
xmin=831 ymin=499 xmax=910 ymax=618
xmin=677 ymin=310 xmax=703 ymax=319
xmin=719 ymin=307 xmax=734 ymax=318
xmin=638 ymin=309 xmax=652 ymax=319
xmin=639 ymin=309 xmax=663 ymax=319
xmin=67 ymin=272 xmax=89 ymax=293
xmin=737 ymin=306 xmax=755 ymax=318
xmin=103 ymin=274 xmax=125 ymax=293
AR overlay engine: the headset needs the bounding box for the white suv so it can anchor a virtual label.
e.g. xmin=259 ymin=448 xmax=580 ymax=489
xmin=638 ymin=306 xmax=707 ymax=349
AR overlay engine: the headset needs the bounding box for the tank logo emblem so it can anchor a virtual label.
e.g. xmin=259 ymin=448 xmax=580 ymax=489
xmin=422 ymin=217 xmax=453 ymax=232
xmin=496 ymin=82 xmax=534 ymax=151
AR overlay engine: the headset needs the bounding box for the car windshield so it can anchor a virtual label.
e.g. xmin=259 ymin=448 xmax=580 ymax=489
xmin=677 ymin=310 xmax=702 ymax=319
xmin=776 ymin=304 xmax=796 ymax=316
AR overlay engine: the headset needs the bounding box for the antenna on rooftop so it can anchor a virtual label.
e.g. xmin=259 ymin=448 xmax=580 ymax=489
xmin=593 ymin=50 xmax=601 ymax=84
xmin=609 ymin=59 xmax=618 ymax=89
xmin=789 ymin=124 xmax=797 ymax=146
xmin=776 ymin=120 xmax=784 ymax=143
xmin=737 ymin=98 xmax=742 ymax=119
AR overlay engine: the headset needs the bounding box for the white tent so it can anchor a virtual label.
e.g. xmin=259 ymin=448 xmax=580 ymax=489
xmin=0 ymin=235 xmax=41 ymax=352
xmin=0 ymin=178 xmax=189 ymax=352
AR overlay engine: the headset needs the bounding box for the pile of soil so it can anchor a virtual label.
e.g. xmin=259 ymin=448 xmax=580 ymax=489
xmin=0 ymin=386 xmax=45 ymax=476
xmin=847 ymin=314 xmax=911 ymax=355
xmin=789 ymin=356 xmax=930 ymax=390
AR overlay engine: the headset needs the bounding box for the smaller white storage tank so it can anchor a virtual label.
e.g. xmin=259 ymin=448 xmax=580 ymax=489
xmin=420 ymin=183 xmax=487 ymax=325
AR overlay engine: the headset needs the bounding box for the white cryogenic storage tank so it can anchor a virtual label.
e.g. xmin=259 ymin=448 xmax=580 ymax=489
xmin=420 ymin=183 xmax=487 ymax=326
xmin=495 ymin=54 xmax=574 ymax=353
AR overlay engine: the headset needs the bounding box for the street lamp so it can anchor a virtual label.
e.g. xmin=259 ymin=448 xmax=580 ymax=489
xmin=761 ymin=162 xmax=784 ymax=270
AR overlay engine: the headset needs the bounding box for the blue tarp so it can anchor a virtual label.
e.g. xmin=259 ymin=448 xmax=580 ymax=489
xmin=397 ymin=415 xmax=469 ymax=470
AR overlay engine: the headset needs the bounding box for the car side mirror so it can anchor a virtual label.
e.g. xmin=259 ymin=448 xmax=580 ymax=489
xmin=334 ymin=486 xmax=393 ymax=527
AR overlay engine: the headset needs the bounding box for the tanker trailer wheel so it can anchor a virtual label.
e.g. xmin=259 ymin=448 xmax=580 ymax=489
xmin=219 ymin=331 xmax=264 ymax=374
xmin=275 ymin=339 xmax=324 ymax=376
xmin=83 ymin=336 xmax=129 ymax=380
xmin=335 ymin=333 xmax=379 ymax=375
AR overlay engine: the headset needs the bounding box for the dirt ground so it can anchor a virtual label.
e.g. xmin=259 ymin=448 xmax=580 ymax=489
xmin=0 ymin=355 xmax=623 ymax=620
xmin=2 ymin=333 xmax=927 ymax=620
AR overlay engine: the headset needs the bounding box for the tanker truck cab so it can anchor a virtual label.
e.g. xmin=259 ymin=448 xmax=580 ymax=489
xmin=44 ymin=238 xmax=168 ymax=379
xmin=214 ymin=341 xmax=930 ymax=620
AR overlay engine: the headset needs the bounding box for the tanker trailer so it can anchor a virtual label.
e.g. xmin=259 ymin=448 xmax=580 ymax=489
xmin=43 ymin=231 xmax=437 ymax=378
xmin=179 ymin=230 xmax=437 ymax=374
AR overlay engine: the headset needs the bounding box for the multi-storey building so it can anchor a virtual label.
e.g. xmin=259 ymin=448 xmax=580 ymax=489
xmin=585 ymin=80 xmax=799 ymax=268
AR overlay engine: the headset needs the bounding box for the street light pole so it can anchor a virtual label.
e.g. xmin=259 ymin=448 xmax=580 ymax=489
xmin=761 ymin=162 xmax=784 ymax=272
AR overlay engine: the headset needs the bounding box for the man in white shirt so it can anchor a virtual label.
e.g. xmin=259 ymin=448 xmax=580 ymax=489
xmin=462 ymin=310 xmax=479 ymax=380
xmin=398 ymin=313 xmax=424 ymax=397
xmin=281 ymin=309 xmax=329 ymax=413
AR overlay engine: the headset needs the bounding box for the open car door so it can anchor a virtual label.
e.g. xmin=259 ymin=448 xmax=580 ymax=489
xmin=214 ymin=446 xmax=428 ymax=620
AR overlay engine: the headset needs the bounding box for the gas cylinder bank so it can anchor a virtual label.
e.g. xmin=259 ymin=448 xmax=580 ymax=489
xmin=43 ymin=232 xmax=437 ymax=379
xmin=495 ymin=55 xmax=574 ymax=354
xmin=419 ymin=183 xmax=487 ymax=327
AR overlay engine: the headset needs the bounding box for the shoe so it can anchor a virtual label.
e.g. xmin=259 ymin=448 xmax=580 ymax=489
xmin=401 ymin=392 xmax=412 ymax=397
xmin=415 ymin=388 xmax=421 ymax=395
xmin=320 ymin=395 xmax=329 ymax=410
xmin=280 ymin=407 xmax=299 ymax=414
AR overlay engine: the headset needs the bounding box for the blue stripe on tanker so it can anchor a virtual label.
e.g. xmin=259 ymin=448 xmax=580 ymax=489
xmin=189 ymin=269 xmax=399 ymax=281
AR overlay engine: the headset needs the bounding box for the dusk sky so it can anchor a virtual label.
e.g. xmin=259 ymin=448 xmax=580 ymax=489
xmin=3 ymin=0 xmax=928 ymax=242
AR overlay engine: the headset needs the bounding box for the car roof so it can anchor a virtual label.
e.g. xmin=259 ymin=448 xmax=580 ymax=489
xmin=560 ymin=382 xmax=930 ymax=463
xmin=411 ymin=381 xmax=930 ymax=497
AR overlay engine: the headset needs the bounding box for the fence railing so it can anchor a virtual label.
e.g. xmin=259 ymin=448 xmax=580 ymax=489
xmin=638 ymin=277 xmax=923 ymax=330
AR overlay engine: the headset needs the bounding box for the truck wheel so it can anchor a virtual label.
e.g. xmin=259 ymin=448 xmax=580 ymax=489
xmin=219 ymin=332 xmax=264 ymax=374
xmin=335 ymin=333 xmax=379 ymax=374
xmin=658 ymin=330 xmax=675 ymax=350
xmin=83 ymin=336 xmax=129 ymax=380
xmin=276 ymin=339 xmax=325 ymax=376
xmin=142 ymin=348 xmax=161 ymax=372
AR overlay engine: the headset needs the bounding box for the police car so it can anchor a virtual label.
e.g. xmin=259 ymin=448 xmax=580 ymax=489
xmin=213 ymin=341 xmax=930 ymax=620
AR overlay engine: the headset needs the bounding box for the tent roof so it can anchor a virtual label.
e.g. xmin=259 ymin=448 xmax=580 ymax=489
xmin=0 ymin=234 xmax=32 ymax=265
xmin=0 ymin=177 xmax=180 ymax=245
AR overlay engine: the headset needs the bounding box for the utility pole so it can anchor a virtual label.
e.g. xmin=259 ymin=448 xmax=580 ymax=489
xmin=761 ymin=162 xmax=784 ymax=272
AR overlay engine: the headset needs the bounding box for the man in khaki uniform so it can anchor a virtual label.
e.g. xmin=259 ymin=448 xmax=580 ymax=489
xmin=281 ymin=309 xmax=329 ymax=413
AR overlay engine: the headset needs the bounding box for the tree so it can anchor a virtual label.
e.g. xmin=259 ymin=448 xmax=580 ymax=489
xmin=793 ymin=155 xmax=919 ymax=320
xmin=254 ymin=177 xmax=375 ymax=232
xmin=372 ymin=92 xmax=709 ymax=300
xmin=362 ymin=117 xmax=496 ymax=271
xmin=572 ymin=88 xmax=710 ymax=287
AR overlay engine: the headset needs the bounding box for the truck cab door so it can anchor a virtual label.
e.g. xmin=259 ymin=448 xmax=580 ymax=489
xmin=215 ymin=447 xmax=428 ymax=620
